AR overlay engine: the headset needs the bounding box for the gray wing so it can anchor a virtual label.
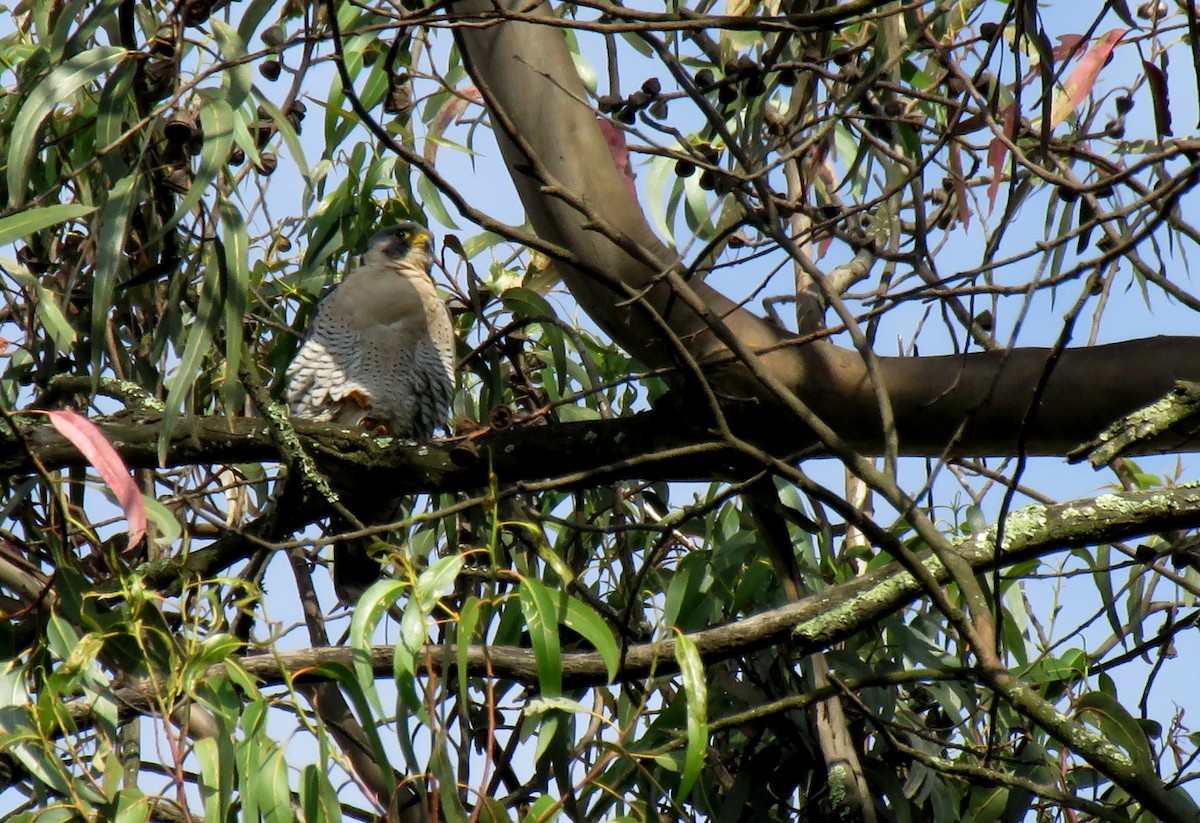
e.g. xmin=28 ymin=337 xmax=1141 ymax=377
xmin=285 ymin=289 xmax=371 ymax=423
xmin=406 ymin=296 xmax=456 ymax=439
xmin=406 ymin=333 xmax=455 ymax=439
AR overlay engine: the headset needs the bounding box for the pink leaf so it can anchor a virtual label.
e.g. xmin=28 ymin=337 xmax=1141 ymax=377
xmin=596 ymin=118 xmax=638 ymax=202
xmin=48 ymin=410 xmax=146 ymax=553
xmin=424 ymin=87 xmax=482 ymax=164
xmin=1050 ymin=28 xmax=1127 ymax=128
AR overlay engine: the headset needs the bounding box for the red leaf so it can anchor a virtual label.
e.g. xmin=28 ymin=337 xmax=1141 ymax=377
xmin=949 ymin=143 xmax=972 ymax=230
xmin=596 ymin=118 xmax=638 ymax=202
xmin=1051 ymin=34 xmax=1087 ymax=62
xmin=1142 ymin=59 xmax=1173 ymax=137
xmin=988 ymin=104 xmax=1016 ymax=211
xmin=48 ymin=410 xmax=146 ymax=553
xmin=1050 ymin=28 xmax=1127 ymax=128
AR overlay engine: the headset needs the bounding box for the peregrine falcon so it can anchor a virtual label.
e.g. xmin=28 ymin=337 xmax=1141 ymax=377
xmin=286 ymin=222 xmax=456 ymax=601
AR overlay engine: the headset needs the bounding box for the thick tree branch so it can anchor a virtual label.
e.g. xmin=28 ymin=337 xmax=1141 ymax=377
xmin=449 ymin=0 xmax=1200 ymax=459
xmin=9 ymin=367 xmax=1200 ymax=500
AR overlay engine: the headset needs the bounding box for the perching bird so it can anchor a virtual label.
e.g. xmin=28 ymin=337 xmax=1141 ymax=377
xmin=286 ymin=222 xmax=456 ymax=602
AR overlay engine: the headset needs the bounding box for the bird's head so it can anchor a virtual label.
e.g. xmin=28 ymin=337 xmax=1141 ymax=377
xmin=362 ymin=222 xmax=434 ymax=273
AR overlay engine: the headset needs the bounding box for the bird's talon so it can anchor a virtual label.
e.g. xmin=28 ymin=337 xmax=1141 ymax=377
xmin=363 ymin=419 xmax=390 ymax=436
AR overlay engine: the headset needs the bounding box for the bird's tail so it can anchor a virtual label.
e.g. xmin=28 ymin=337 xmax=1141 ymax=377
xmin=332 ymin=535 xmax=381 ymax=604
xmin=330 ymin=489 xmax=403 ymax=604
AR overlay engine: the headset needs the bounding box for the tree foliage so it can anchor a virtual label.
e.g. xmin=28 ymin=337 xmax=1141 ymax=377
xmin=0 ymin=0 xmax=1199 ymax=821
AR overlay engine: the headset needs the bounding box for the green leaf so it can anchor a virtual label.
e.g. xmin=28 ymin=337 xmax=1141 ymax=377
xmin=682 ymin=170 xmax=716 ymax=237
xmin=234 ymin=731 xmax=262 ymax=821
xmin=218 ymin=200 xmax=249 ymax=400
xmin=399 ymin=597 xmax=430 ymax=676
xmin=1075 ymin=690 xmax=1154 ymax=772
xmin=113 ymin=790 xmax=152 ymax=823
xmin=520 ymin=795 xmax=560 ymax=823
xmin=91 ymin=172 xmax=137 ymax=376
xmin=968 ymin=784 xmax=1009 ymax=823
xmin=194 ymin=734 xmax=234 ymax=823
xmin=519 ymin=577 xmax=563 ymax=696
xmin=49 ymin=0 xmax=114 ymax=59
xmin=832 ymin=121 xmax=870 ymax=200
xmin=415 ymin=553 xmax=465 ymax=610
xmin=645 ymin=147 xmax=680 ymax=245
xmin=397 ymin=555 xmax=465 ymax=675
xmin=0 ymin=670 xmax=74 ymax=797
xmin=235 ymin=0 xmax=278 ymax=45
xmin=560 ymin=596 xmax=619 ymax=682
xmin=674 ymin=631 xmax=707 ymax=800
xmin=457 ymin=595 xmax=481 ymax=701
xmin=254 ymin=747 xmax=292 ymax=823
xmin=186 ymin=635 xmax=244 ymax=686
xmin=527 ymin=695 xmax=592 ymax=716
xmin=664 ymin=551 xmax=708 ymax=630
xmin=964 ymin=504 xmax=987 ymax=535
xmin=8 ymin=269 xmax=76 ymax=352
xmin=211 ymin=21 xmax=252 ymax=109
xmin=158 ymin=246 xmax=222 ymax=465
xmin=1091 ymin=544 xmax=1124 ymax=642
xmin=141 ymin=496 xmax=182 ymax=547
xmin=1027 ymin=647 xmax=1087 ymax=689
xmin=0 ymin=203 xmax=95 ymax=246
xmin=350 ymin=577 xmax=407 ymax=713
xmin=299 ymin=763 xmax=340 ymax=823
xmin=308 ymin=662 xmax=397 ymax=799
xmin=501 ymin=286 xmax=556 ymax=319
xmin=555 ymin=404 xmax=601 ymax=423
xmin=417 ymin=172 xmax=460 ymax=230
xmin=8 ymin=46 xmax=127 ymax=207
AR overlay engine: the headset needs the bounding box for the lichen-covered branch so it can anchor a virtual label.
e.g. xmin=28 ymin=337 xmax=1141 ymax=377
xmin=76 ymin=481 xmax=1200 ymax=693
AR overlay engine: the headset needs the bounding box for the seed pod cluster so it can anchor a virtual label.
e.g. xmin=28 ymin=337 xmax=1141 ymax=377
xmin=285 ymin=100 xmax=306 ymax=131
xmin=673 ymin=142 xmax=721 ymax=182
xmin=182 ymin=0 xmax=210 ymax=26
xmin=698 ymin=54 xmax=771 ymax=104
xmin=164 ymin=167 xmax=192 ymax=193
xmin=384 ymin=73 xmax=413 ymax=116
xmin=694 ymin=144 xmax=727 ymax=191
xmin=143 ymin=57 xmax=177 ymax=101
xmin=163 ymin=110 xmax=204 ymax=157
xmin=599 ymin=77 xmax=668 ymax=125
xmin=253 ymin=106 xmax=276 ymax=149
xmin=261 ymin=24 xmax=286 ymax=47
xmin=150 ymin=25 xmax=176 ymax=57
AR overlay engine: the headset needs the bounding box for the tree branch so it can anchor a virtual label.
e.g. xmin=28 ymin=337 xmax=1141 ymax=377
xmin=10 ymin=363 xmax=1200 ymax=505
